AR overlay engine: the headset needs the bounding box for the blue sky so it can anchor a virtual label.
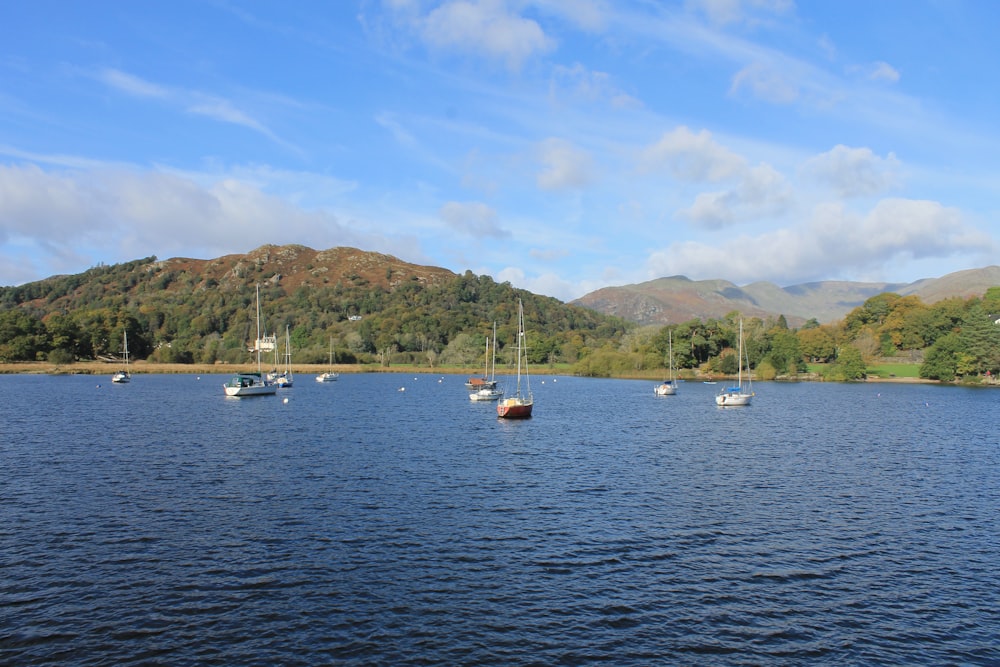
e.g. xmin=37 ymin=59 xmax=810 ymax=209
xmin=2 ymin=0 xmax=999 ymax=301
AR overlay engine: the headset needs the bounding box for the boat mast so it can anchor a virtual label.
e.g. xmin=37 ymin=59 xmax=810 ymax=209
xmin=515 ymin=300 xmax=523 ymax=396
xmin=255 ymin=284 xmax=262 ymax=373
xmin=491 ymin=321 xmax=497 ymax=382
xmin=668 ymin=330 xmax=673 ymax=383
xmin=737 ymin=319 xmax=743 ymax=389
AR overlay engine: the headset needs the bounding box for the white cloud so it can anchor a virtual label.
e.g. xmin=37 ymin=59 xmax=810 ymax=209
xmin=439 ymin=201 xmax=510 ymax=238
xmin=639 ymin=126 xmax=745 ymax=182
xmin=495 ymin=265 xmax=582 ymax=302
xmin=536 ymin=138 xmax=595 ymax=190
xmin=531 ymin=0 xmax=610 ymax=32
xmin=0 ymin=162 xmax=397 ymax=282
xmin=95 ymin=68 xmax=293 ymax=150
xmin=868 ymin=61 xmax=900 ymax=83
xmin=419 ymin=0 xmax=555 ymax=70
xmin=730 ymin=62 xmax=800 ymax=104
xmin=687 ymin=0 xmax=795 ymax=26
xmin=98 ymin=68 xmax=169 ymax=98
xmin=375 ymin=111 xmax=418 ymax=148
xmin=679 ymin=162 xmax=790 ymax=228
xmin=549 ymin=63 xmax=642 ymax=109
xmin=802 ymin=145 xmax=900 ymax=198
xmin=2 ymin=165 xmax=131 ymax=245
xmin=647 ymin=198 xmax=993 ymax=284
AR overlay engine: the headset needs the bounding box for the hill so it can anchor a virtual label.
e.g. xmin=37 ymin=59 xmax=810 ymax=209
xmin=572 ymin=267 xmax=1000 ymax=326
xmin=1 ymin=245 xmax=627 ymax=366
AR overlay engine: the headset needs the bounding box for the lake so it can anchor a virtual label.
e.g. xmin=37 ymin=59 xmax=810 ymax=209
xmin=2 ymin=372 xmax=998 ymax=665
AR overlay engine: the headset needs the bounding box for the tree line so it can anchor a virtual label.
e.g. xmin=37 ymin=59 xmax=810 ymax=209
xmin=1 ymin=257 xmax=998 ymax=382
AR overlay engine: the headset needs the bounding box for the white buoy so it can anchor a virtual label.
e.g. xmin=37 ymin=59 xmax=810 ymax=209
xmin=283 ymin=397 xmax=289 ymax=404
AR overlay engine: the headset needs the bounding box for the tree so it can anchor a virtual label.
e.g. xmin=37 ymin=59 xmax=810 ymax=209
xmin=764 ymin=329 xmax=802 ymax=374
xmin=920 ymin=333 xmax=962 ymax=380
xmin=956 ymin=305 xmax=1000 ymax=376
xmin=0 ymin=309 xmax=48 ymax=361
xmin=798 ymin=325 xmax=836 ymax=362
xmin=830 ymin=346 xmax=867 ymax=380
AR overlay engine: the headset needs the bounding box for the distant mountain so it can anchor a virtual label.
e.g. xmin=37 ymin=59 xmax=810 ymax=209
xmin=571 ymin=267 xmax=1000 ymax=326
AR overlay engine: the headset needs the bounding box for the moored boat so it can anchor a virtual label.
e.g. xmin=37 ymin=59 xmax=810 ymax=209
xmin=715 ymin=318 xmax=753 ymax=407
xmin=111 ymin=329 xmax=131 ymax=384
xmin=224 ymin=284 xmax=278 ymax=397
xmin=654 ymin=330 xmax=677 ymax=396
xmin=470 ymin=322 xmax=503 ymax=402
xmin=316 ymin=336 xmax=339 ymax=382
xmin=497 ymin=299 xmax=533 ymax=419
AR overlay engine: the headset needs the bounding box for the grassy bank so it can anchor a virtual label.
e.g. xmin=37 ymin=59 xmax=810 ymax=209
xmin=1 ymin=360 xmax=941 ymax=384
xmin=0 ymin=361 xmax=590 ymax=378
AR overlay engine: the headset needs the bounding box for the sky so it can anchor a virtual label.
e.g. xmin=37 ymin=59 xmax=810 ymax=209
xmin=2 ymin=0 xmax=999 ymax=301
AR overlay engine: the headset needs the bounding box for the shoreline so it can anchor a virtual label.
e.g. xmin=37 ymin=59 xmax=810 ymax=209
xmin=0 ymin=361 xmax=948 ymax=384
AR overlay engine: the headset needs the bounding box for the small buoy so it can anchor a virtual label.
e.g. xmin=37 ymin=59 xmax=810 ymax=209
xmin=96 ymin=384 xmax=101 ymax=388
xmin=283 ymin=397 xmax=289 ymax=404
xmin=399 ymin=387 xmax=405 ymax=392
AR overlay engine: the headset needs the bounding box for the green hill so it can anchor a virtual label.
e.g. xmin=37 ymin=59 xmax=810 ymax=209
xmin=0 ymin=244 xmax=628 ymax=367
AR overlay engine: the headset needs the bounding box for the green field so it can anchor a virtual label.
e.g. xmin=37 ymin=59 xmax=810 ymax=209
xmin=864 ymin=362 xmax=921 ymax=378
xmin=806 ymin=362 xmax=922 ymax=379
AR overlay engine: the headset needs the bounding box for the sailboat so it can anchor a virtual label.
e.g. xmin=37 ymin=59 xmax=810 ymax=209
xmin=316 ymin=336 xmax=339 ymax=382
xmin=470 ymin=322 xmax=504 ymax=401
xmin=465 ymin=328 xmax=498 ymax=390
xmin=111 ymin=329 xmax=131 ymax=383
xmin=275 ymin=325 xmax=294 ymax=388
xmin=654 ymin=330 xmax=677 ymax=396
xmin=715 ymin=318 xmax=753 ymax=406
xmin=497 ymin=299 xmax=533 ymax=418
xmin=224 ymin=284 xmax=278 ymax=397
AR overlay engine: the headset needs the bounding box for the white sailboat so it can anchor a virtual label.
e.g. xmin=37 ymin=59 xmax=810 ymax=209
xmin=275 ymin=325 xmax=294 ymax=388
xmin=111 ymin=329 xmax=131 ymax=383
xmin=316 ymin=336 xmax=339 ymax=382
xmin=497 ymin=299 xmax=533 ymax=418
xmin=654 ymin=330 xmax=677 ymax=396
xmin=715 ymin=318 xmax=753 ymax=406
xmin=470 ymin=322 xmax=504 ymax=401
xmin=224 ymin=284 xmax=278 ymax=397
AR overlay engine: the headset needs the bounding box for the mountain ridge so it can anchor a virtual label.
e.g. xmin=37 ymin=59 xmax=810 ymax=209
xmin=571 ymin=266 xmax=1000 ymax=326
xmin=14 ymin=244 xmax=1000 ymax=328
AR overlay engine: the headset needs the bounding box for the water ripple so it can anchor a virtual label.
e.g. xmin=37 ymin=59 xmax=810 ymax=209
xmin=2 ymin=375 xmax=999 ymax=665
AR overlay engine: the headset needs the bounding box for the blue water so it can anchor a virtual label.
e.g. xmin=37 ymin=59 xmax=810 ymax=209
xmin=2 ymin=373 xmax=998 ymax=665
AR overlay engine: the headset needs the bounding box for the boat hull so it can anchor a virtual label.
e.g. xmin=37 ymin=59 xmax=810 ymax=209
xmin=654 ymin=382 xmax=676 ymax=396
xmin=111 ymin=372 xmax=130 ymax=383
xmin=315 ymin=373 xmax=339 ymax=382
xmin=224 ymin=374 xmax=277 ymax=397
xmin=497 ymin=397 xmax=533 ymax=418
xmin=470 ymin=388 xmax=504 ymax=401
xmin=715 ymin=390 xmax=752 ymax=406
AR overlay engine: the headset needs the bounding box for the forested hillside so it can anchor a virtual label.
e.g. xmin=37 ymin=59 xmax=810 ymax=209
xmin=0 ymin=246 xmax=627 ymax=369
xmin=1 ymin=245 xmax=998 ymax=383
